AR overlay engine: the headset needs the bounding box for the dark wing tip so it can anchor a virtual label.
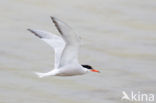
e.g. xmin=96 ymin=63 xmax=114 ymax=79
xmin=50 ymin=16 xmax=55 ymax=21
xmin=50 ymin=16 xmax=63 ymax=35
xmin=27 ymin=28 xmax=42 ymax=38
xmin=27 ymin=28 xmax=33 ymax=33
xmin=50 ymin=16 xmax=57 ymax=25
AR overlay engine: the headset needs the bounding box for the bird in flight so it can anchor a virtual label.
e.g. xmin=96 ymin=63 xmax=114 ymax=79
xmin=28 ymin=17 xmax=100 ymax=78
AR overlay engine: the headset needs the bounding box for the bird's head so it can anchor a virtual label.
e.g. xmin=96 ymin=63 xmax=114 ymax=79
xmin=81 ymin=65 xmax=100 ymax=73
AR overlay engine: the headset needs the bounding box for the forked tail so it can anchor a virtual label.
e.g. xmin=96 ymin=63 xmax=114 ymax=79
xmin=35 ymin=72 xmax=48 ymax=78
xmin=35 ymin=71 xmax=55 ymax=78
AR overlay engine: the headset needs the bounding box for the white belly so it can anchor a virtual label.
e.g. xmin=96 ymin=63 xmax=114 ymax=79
xmin=54 ymin=65 xmax=88 ymax=76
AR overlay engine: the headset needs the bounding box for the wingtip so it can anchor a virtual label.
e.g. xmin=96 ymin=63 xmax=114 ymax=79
xmin=50 ymin=16 xmax=54 ymax=19
xmin=50 ymin=16 xmax=61 ymax=24
xmin=27 ymin=28 xmax=42 ymax=38
xmin=27 ymin=28 xmax=35 ymax=34
xmin=50 ymin=16 xmax=58 ymax=25
xmin=50 ymin=16 xmax=63 ymax=35
xmin=27 ymin=28 xmax=33 ymax=32
xmin=50 ymin=16 xmax=56 ymax=22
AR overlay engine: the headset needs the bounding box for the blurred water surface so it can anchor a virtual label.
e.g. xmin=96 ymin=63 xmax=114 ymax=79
xmin=0 ymin=0 xmax=156 ymax=103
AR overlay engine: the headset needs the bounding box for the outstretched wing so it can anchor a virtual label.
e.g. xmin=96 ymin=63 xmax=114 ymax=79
xmin=51 ymin=17 xmax=80 ymax=67
xmin=27 ymin=29 xmax=65 ymax=68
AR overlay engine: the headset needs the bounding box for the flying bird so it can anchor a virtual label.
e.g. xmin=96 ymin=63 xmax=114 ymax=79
xmin=27 ymin=17 xmax=100 ymax=78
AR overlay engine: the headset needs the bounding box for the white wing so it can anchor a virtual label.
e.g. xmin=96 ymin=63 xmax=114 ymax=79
xmin=51 ymin=17 xmax=80 ymax=67
xmin=27 ymin=29 xmax=65 ymax=68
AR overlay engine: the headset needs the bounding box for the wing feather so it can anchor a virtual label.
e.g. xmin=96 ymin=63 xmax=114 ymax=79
xmin=27 ymin=29 xmax=65 ymax=68
xmin=51 ymin=17 xmax=80 ymax=67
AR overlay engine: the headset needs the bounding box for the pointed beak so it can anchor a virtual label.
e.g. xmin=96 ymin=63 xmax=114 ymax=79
xmin=91 ymin=69 xmax=100 ymax=73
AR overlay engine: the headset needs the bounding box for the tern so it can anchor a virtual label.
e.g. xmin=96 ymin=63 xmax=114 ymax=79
xmin=27 ymin=17 xmax=100 ymax=78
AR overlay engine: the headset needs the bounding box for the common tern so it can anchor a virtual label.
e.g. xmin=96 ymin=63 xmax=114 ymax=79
xmin=28 ymin=17 xmax=100 ymax=78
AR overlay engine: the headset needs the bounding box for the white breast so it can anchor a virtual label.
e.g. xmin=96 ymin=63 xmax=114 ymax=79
xmin=54 ymin=64 xmax=89 ymax=76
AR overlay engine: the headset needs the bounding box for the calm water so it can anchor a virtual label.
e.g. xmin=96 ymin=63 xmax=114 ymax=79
xmin=0 ymin=0 xmax=156 ymax=103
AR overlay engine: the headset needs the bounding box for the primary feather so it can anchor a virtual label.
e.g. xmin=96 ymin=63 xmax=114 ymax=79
xmin=51 ymin=17 xmax=80 ymax=67
xmin=27 ymin=29 xmax=65 ymax=68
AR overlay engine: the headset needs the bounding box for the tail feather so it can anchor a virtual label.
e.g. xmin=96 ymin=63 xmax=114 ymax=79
xmin=35 ymin=72 xmax=47 ymax=78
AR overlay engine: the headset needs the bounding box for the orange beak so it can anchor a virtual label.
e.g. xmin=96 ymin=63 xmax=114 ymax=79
xmin=91 ymin=69 xmax=100 ymax=73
